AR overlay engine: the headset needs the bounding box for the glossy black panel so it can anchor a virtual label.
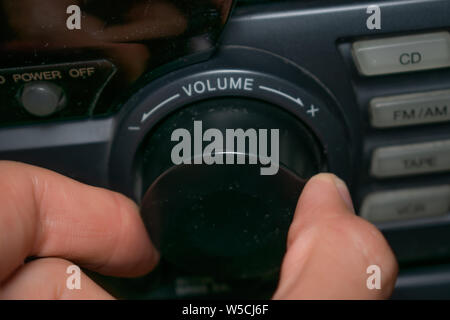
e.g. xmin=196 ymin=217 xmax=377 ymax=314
xmin=0 ymin=0 xmax=233 ymax=121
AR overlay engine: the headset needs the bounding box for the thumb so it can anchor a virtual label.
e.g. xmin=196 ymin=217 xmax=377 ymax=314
xmin=273 ymin=173 xmax=398 ymax=299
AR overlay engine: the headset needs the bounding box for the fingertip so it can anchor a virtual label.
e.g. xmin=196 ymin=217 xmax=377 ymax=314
xmin=0 ymin=258 xmax=115 ymax=300
xmin=112 ymin=191 xmax=161 ymax=276
xmin=276 ymin=173 xmax=399 ymax=300
xmin=0 ymin=161 xmax=160 ymax=278
xmin=287 ymin=173 xmax=355 ymax=246
xmin=303 ymin=173 xmax=355 ymax=213
xmin=84 ymin=190 xmax=160 ymax=277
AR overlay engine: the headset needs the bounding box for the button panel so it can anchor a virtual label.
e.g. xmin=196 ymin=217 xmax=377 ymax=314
xmin=371 ymin=139 xmax=450 ymax=178
xmin=341 ymin=30 xmax=450 ymax=229
xmin=361 ymin=185 xmax=450 ymax=223
xmin=370 ymin=89 xmax=450 ymax=128
xmin=0 ymin=60 xmax=116 ymax=125
xmin=352 ymin=32 xmax=450 ymax=76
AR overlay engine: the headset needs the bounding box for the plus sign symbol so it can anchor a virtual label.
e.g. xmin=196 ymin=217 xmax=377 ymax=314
xmin=307 ymin=104 xmax=319 ymax=117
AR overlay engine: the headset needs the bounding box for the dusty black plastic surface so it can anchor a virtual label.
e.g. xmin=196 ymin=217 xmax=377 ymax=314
xmin=0 ymin=0 xmax=449 ymax=298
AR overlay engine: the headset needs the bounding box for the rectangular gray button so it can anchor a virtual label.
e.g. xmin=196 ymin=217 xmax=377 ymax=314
xmin=371 ymin=139 xmax=450 ymax=178
xmin=352 ymin=32 xmax=450 ymax=76
xmin=361 ymin=186 xmax=450 ymax=223
xmin=370 ymin=89 xmax=450 ymax=128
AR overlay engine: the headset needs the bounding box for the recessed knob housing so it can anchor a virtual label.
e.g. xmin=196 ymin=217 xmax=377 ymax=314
xmin=109 ymin=47 xmax=352 ymax=294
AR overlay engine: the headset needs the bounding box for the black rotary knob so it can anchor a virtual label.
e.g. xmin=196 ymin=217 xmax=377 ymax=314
xmin=140 ymin=97 xmax=324 ymax=280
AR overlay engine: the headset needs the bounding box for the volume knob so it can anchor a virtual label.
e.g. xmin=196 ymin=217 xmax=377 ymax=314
xmin=140 ymin=97 xmax=324 ymax=279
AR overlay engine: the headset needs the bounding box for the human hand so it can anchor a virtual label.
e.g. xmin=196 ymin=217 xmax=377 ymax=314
xmin=0 ymin=161 xmax=159 ymax=299
xmin=0 ymin=161 xmax=397 ymax=299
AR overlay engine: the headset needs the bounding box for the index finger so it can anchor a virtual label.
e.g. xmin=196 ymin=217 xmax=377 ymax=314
xmin=273 ymin=174 xmax=398 ymax=299
xmin=0 ymin=161 xmax=159 ymax=283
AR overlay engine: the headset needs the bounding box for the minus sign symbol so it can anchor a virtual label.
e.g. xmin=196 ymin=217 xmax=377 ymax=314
xmin=128 ymin=126 xmax=141 ymax=131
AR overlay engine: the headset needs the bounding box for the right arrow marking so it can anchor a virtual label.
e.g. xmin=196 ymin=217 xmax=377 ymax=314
xmin=259 ymin=86 xmax=304 ymax=107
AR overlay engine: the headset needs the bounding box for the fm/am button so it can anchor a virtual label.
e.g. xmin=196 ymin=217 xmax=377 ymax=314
xmin=353 ymin=32 xmax=450 ymax=76
xmin=371 ymin=139 xmax=450 ymax=178
xmin=370 ymin=89 xmax=450 ymax=128
xmin=361 ymin=185 xmax=450 ymax=223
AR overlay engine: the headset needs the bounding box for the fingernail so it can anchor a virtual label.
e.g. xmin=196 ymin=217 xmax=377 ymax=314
xmin=333 ymin=176 xmax=355 ymax=213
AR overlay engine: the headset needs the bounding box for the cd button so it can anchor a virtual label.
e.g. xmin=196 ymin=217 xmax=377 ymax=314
xmin=353 ymin=32 xmax=450 ymax=76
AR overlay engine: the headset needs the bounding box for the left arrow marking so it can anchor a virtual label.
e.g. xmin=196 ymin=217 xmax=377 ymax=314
xmin=141 ymin=94 xmax=180 ymax=123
